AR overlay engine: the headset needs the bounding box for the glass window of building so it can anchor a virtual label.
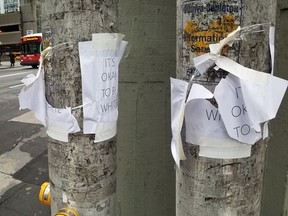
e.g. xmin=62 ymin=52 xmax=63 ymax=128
xmin=3 ymin=0 xmax=19 ymax=13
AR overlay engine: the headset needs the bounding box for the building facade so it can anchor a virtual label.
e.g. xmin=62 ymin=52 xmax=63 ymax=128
xmin=0 ymin=0 xmax=21 ymax=53
xmin=0 ymin=0 xmax=20 ymax=14
xmin=20 ymin=0 xmax=41 ymax=35
xmin=0 ymin=0 xmax=40 ymax=53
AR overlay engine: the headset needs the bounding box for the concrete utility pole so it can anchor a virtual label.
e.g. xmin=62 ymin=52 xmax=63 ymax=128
xmin=176 ymin=0 xmax=276 ymax=216
xmin=262 ymin=1 xmax=288 ymax=215
xmin=116 ymin=1 xmax=176 ymax=216
xmin=41 ymin=1 xmax=118 ymax=215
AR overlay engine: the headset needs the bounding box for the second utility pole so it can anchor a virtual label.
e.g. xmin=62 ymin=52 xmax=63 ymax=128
xmin=176 ymin=0 xmax=277 ymax=215
xmin=41 ymin=1 xmax=118 ymax=215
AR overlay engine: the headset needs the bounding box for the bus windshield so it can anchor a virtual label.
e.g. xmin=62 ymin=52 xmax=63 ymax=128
xmin=21 ymin=42 xmax=41 ymax=55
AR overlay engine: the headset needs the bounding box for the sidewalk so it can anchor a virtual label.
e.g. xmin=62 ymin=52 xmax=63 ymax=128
xmin=0 ymin=150 xmax=51 ymax=216
xmin=0 ymin=80 xmax=50 ymax=215
xmin=0 ymin=61 xmax=22 ymax=70
xmin=0 ymin=123 xmax=51 ymax=216
xmin=0 ymin=121 xmax=50 ymax=216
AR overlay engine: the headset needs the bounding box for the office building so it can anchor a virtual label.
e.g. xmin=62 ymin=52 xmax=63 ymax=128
xmin=0 ymin=0 xmax=40 ymax=53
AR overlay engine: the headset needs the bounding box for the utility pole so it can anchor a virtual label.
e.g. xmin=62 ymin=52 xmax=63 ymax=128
xmin=41 ymin=1 xmax=118 ymax=215
xmin=116 ymin=1 xmax=176 ymax=216
xmin=176 ymin=0 xmax=277 ymax=216
xmin=262 ymin=1 xmax=288 ymax=215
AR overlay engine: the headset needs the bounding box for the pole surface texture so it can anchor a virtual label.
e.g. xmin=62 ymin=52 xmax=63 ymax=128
xmin=41 ymin=1 xmax=118 ymax=215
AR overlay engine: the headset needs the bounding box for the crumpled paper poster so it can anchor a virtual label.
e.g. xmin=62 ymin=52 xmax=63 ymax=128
xmin=171 ymin=26 xmax=288 ymax=166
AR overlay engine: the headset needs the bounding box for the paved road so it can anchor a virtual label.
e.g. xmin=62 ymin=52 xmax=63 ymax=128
xmin=0 ymin=62 xmax=50 ymax=216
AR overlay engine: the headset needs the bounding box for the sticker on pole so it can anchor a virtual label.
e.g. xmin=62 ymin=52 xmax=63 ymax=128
xmin=181 ymin=0 xmax=241 ymax=83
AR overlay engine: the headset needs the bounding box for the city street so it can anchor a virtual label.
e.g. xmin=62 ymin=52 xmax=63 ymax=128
xmin=0 ymin=62 xmax=50 ymax=215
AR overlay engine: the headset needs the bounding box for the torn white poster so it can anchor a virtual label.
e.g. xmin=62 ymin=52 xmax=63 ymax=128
xmin=18 ymin=59 xmax=80 ymax=142
xmin=170 ymin=78 xmax=188 ymax=167
xmin=79 ymin=34 xmax=128 ymax=140
xmin=214 ymin=74 xmax=262 ymax=144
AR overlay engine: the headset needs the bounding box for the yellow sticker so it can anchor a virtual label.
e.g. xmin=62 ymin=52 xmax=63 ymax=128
xmin=184 ymin=15 xmax=238 ymax=56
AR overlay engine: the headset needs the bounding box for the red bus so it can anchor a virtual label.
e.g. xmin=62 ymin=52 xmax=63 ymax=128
xmin=20 ymin=33 xmax=42 ymax=68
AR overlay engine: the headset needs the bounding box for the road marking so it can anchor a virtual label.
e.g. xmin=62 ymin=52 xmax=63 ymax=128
xmin=9 ymin=111 xmax=41 ymax=124
xmin=0 ymin=172 xmax=22 ymax=195
xmin=9 ymin=83 xmax=25 ymax=89
xmin=0 ymin=71 xmax=30 ymax=79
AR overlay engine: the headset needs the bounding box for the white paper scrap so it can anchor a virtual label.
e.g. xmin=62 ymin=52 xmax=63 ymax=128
xmin=92 ymin=33 xmax=125 ymax=51
xmin=193 ymin=27 xmax=241 ymax=75
xmin=19 ymin=63 xmax=46 ymax=126
xmin=215 ymin=55 xmax=268 ymax=85
xmin=209 ymin=26 xmax=241 ymax=55
xmin=170 ymin=78 xmax=188 ymax=166
xmin=94 ymin=122 xmax=117 ymax=142
xmin=21 ymin=73 xmax=38 ymax=86
xmin=269 ymin=26 xmax=275 ymax=75
xmin=214 ymin=74 xmax=262 ymax=144
xmin=262 ymin=121 xmax=269 ymax=140
xmin=171 ymin=138 xmax=180 ymax=168
xmin=187 ymin=83 xmax=214 ymax=102
xmin=199 ymin=138 xmax=251 ymax=159
xmin=46 ymin=104 xmax=80 ymax=142
xmin=240 ymin=75 xmax=288 ymax=124
xmin=193 ymin=53 xmax=216 ymax=75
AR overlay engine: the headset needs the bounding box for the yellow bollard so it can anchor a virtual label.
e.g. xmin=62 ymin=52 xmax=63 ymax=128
xmin=39 ymin=182 xmax=51 ymax=205
xmin=55 ymin=208 xmax=78 ymax=216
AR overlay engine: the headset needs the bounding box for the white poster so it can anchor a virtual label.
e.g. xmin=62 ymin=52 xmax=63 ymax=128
xmin=79 ymin=34 xmax=128 ymax=141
